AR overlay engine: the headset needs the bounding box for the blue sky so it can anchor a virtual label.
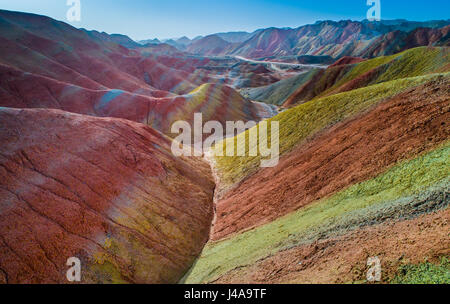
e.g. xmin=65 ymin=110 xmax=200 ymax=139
xmin=0 ymin=0 xmax=449 ymax=40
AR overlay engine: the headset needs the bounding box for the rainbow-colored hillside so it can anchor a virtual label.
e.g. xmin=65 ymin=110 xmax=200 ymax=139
xmin=0 ymin=8 xmax=449 ymax=284
xmin=184 ymin=46 xmax=450 ymax=284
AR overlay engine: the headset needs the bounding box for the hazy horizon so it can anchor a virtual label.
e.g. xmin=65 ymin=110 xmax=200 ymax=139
xmin=0 ymin=0 xmax=449 ymax=40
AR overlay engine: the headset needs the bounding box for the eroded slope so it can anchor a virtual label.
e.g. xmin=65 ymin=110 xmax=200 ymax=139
xmin=0 ymin=108 xmax=215 ymax=283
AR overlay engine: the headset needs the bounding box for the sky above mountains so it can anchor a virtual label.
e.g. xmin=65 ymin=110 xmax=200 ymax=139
xmin=0 ymin=0 xmax=449 ymax=40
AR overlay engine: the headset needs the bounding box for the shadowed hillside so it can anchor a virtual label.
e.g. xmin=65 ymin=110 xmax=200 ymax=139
xmin=180 ymin=19 xmax=450 ymax=59
xmin=183 ymin=46 xmax=450 ymax=284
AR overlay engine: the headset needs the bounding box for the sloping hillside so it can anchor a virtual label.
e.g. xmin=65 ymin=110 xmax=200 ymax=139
xmin=147 ymin=83 xmax=272 ymax=136
xmin=0 ymin=9 xmax=210 ymax=95
xmin=185 ymin=19 xmax=450 ymax=59
xmin=0 ymin=9 xmax=448 ymax=286
xmin=184 ymin=72 xmax=450 ymax=285
xmin=240 ymin=69 xmax=320 ymax=105
xmin=183 ymin=47 xmax=450 ymax=284
xmin=186 ymin=35 xmax=233 ymax=56
xmin=0 ymin=108 xmax=215 ymax=283
xmin=0 ymin=10 xmax=286 ymax=141
xmin=0 ymin=63 xmax=265 ymax=137
xmin=283 ymin=47 xmax=449 ymax=107
xmin=360 ymin=25 xmax=450 ymax=58
xmin=214 ymin=72 xmax=449 ymax=191
xmin=212 ymin=77 xmax=450 ymax=239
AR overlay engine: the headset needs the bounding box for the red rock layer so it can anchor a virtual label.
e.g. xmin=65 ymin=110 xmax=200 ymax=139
xmin=212 ymin=78 xmax=450 ymax=240
xmin=0 ymin=108 xmax=215 ymax=283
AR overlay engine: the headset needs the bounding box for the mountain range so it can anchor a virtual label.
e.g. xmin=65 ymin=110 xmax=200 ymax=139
xmin=139 ymin=19 xmax=449 ymax=59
